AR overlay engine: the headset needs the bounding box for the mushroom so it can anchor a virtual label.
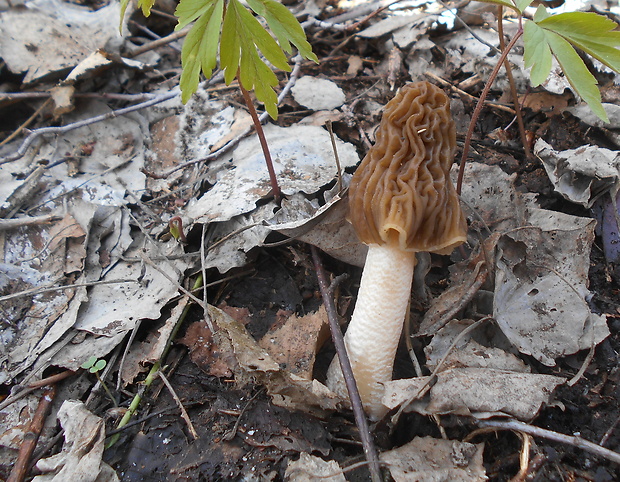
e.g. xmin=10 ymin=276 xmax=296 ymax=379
xmin=326 ymin=81 xmax=467 ymax=420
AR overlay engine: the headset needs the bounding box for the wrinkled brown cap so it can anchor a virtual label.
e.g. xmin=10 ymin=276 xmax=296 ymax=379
xmin=349 ymin=81 xmax=466 ymax=254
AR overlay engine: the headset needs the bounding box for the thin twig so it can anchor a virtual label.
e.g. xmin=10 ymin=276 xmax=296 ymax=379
xmin=0 ymin=99 xmax=52 ymax=147
xmin=0 ymin=213 xmax=62 ymax=231
xmin=0 ymin=91 xmax=178 ymax=165
xmin=128 ymin=28 xmax=189 ymax=58
xmin=476 ymin=419 xmax=620 ymax=465
xmin=325 ymin=120 xmax=343 ymax=193
xmin=158 ymin=371 xmax=199 ymax=440
xmin=222 ymin=388 xmax=264 ymax=441
xmin=0 ymin=278 xmax=136 ymax=303
xmin=310 ymin=245 xmax=382 ymax=482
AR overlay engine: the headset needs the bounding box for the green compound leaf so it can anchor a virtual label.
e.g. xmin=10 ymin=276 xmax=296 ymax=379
xmin=179 ymin=0 xmax=224 ymax=104
xmin=537 ymin=11 xmax=620 ymax=73
xmin=246 ymin=0 xmax=318 ymax=62
xmin=220 ymin=0 xmax=290 ymax=118
xmin=523 ymin=7 xmax=620 ymax=123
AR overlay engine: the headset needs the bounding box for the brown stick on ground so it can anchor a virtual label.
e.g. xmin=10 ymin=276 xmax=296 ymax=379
xmin=7 ymin=386 xmax=57 ymax=482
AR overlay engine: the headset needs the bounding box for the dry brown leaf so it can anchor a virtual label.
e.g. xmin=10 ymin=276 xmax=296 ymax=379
xmin=259 ymin=306 xmax=328 ymax=380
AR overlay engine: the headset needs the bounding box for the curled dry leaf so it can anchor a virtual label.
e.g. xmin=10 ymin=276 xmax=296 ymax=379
xmin=33 ymin=400 xmax=118 ymax=482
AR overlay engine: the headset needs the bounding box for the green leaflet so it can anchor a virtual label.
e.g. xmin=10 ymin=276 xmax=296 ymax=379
xmin=246 ymin=0 xmax=318 ymax=62
xmin=138 ymin=0 xmax=156 ymax=17
xmin=179 ymin=0 xmax=224 ymax=103
xmin=174 ymin=0 xmax=317 ymax=117
xmin=538 ymin=12 xmax=620 ymax=73
xmin=523 ymin=21 xmax=552 ymax=87
xmin=176 ymin=0 xmax=220 ymax=30
xmin=523 ymin=6 xmax=620 ymax=122
xmin=220 ymin=0 xmax=290 ymax=118
xmin=544 ymin=30 xmax=608 ymax=122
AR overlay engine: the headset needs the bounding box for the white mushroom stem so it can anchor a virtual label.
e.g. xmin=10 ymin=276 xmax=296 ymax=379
xmin=327 ymin=243 xmax=417 ymax=420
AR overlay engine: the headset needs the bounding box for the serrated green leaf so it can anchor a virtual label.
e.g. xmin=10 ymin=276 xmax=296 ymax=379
xmin=537 ymin=12 xmax=620 ymax=73
xmin=523 ymin=21 xmax=552 ymax=86
xmin=138 ymin=0 xmax=156 ymax=17
xmin=233 ymin=0 xmax=290 ymax=72
xmin=179 ymin=0 xmax=224 ymax=103
xmin=545 ymin=30 xmax=608 ymax=122
xmin=176 ymin=0 xmax=219 ymax=30
xmin=246 ymin=0 xmax=318 ymax=62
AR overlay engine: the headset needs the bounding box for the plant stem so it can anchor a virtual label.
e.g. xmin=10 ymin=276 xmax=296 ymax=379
xmin=498 ymin=8 xmax=531 ymax=161
xmin=456 ymin=28 xmax=524 ymax=195
xmin=95 ymin=372 xmax=118 ymax=407
xmin=238 ymin=81 xmax=282 ymax=204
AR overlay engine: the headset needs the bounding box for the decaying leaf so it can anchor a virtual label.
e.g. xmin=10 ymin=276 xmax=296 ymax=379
xmin=285 ymin=453 xmax=345 ymax=482
xmin=534 ymin=139 xmax=620 ymax=207
xmin=209 ymin=304 xmax=344 ymax=415
xmin=0 ymin=0 xmax=123 ymax=84
xmin=383 ymin=368 xmax=564 ymax=420
xmin=494 ymin=209 xmax=609 ymax=366
xmin=33 ymin=400 xmax=118 ymax=482
xmin=380 ymin=436 xmax=486 ymax=482
xmin=186 ymin=124 xmax=359 ymax=223
xmin=259 ymin=306 xmax=328 ymax=380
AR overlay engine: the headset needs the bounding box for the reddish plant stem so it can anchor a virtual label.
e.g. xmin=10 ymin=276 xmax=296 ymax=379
xmin=498 ymin=8 xmax=532 ymax=161
xmin=238 ymin=81 xmax=282 ymax=205
xmin=310 ymin=245 xmax=382 ymax=482
xmin=456 ymin=28 xmax=524 ymax=195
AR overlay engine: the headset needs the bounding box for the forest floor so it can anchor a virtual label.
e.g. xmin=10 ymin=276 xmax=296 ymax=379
xmin=1 ymin=0 xmax=620 ymax=480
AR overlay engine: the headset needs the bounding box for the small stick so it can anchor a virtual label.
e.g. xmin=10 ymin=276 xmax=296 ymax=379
xmin=157 ymin=371 xmax=198 ymax=440
xmin=310 ymin=245 xmax=382 ymax=482
xmin=128 ymin=28 xmax=189 ymax=58
xmin=325 ymin=120 xmax=343 ymax=193
xmin=7 ymin=386 xmax=56 ymax=482
xmin=0 ymin=91 xmax=178 ymax=165
xmin=476 ymin=419 xmax=620 ymax=466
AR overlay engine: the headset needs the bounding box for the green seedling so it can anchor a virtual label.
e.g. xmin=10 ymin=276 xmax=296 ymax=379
xmin=121 ymin=0 xmax=318 ymax=203
xmin=81 ymin=356 xmax=117 ymax=406
xmin=121 ymin=0 xmax=317 ymax=119
xmin=455 ymin=0 xmax=620 ymax=193
xmin=82 ymin=355 xmax=107 ymax=373
xmin=474 ymin=0 xmax=620 ymax=123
